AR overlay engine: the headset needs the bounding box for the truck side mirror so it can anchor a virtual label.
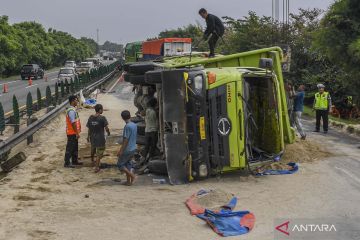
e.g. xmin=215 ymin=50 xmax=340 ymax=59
xmin=259 ymin=58 xmax=273 ymax=69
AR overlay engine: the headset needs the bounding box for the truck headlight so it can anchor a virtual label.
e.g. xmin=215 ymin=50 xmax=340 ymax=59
xmin=194 ymin=75 xmax=203 ymax=93
xmin=199 ymin=164 xmax=208 ymax=177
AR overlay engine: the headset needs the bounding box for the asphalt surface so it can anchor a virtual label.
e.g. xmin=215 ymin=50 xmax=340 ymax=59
xmin=0 ymin=70 xmax=59 ymax=114
xmin=0 ymin=60 xmax=115 ymax=114
xmin=302 ymin=117 xmax=360 ymax=191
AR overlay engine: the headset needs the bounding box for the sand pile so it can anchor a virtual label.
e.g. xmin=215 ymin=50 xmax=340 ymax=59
xmin=192 ymin=189 xmax=234 ymax=211
xmin=282 ymin=138 xmax=332 ymax=163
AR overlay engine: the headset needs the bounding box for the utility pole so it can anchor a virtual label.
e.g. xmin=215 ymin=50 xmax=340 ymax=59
xmin=272 ymin=0 xmax=289 ymax=23
xmin=96 ymin=28 xmax=100 ymax=54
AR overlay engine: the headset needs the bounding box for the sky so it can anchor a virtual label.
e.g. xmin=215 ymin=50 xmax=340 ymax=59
xmin=0 ymin=0 xmax=334 ymax=45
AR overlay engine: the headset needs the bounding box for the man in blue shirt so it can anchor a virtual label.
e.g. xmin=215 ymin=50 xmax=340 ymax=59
xmin=292 ymin=85 xmax=306 ymax=140
xmin=117 ymin=110 xmax=137 ymax=185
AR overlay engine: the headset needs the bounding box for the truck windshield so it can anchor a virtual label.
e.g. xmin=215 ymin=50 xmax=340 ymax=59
xmin=79 ymin=63 xmax=91 ymax=67
xmin=22 ymin=65 xmax=33 ymax=70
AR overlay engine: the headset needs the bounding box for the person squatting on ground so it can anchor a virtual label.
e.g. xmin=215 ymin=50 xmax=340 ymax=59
xmin=117 ymin=110 xmax=137 ymax=186
xmin=313 ymin=84 xmax=332 ymax=133
xmin=86 ymin=104 xmax=110 ymax=173
xmin=64 ymin=95 xmax=83 ymax=168
xmin=199 ymin=8 xmax=225 ymax=58
xmin=292 ymin=85 xmax=306 ymax=140
xmin=142 ymin=98 xmax=159 ymax=163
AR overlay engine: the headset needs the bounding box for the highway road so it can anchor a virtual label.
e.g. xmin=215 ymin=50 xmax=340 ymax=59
xmin=0 ymin=70 xmax=59 ymax=114
xmin=0 ymin=60 xmax=116 ymax=114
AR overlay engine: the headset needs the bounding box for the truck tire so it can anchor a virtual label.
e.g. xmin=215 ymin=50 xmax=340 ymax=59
xmin=148 ymin=160 xmax=168 ymax=175
xmin=129 ymin=62 xmax=156 ymax=75
xmin=137 ymin=122 xmax=145 ymax=136
xmin=129 ymin=75 xmax=146 ymax=85
xmin=145 ymin=70 xmax=162 ymax=84
xmin=124 ymin=73 xmax=131 ymax=82
xmin=137 ymin=135 xmax=146 ymax=145
xmin=130 ymin=116 xmax=144 ymax=123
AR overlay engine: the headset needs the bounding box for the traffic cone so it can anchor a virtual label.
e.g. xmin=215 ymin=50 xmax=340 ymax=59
xmin=3 ymin=83 xmax=8 ymax=93
xmin=28 ymin=77 xmax=32 ymax=86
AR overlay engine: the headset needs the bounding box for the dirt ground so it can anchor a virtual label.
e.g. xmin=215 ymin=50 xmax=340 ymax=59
xmin=0 ymin=82 xmax=359 ymax=240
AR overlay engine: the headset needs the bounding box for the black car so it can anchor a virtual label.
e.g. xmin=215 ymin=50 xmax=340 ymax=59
xmin=20 ymin=64 xmax=44 ymax=80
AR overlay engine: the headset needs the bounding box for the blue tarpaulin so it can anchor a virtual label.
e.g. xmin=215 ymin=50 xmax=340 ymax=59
xmin=85 ymin=99 xmax=97 ymax=105
xmin=256 ymin=162 xmax=298 ymax=176
xmin=197 ymin=208 xmax=255 ymax=237
xmin=186 ymin=190 xmax=255 ymax=237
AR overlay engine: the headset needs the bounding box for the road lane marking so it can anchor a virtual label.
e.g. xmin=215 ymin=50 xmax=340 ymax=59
xmin=50 ymin=78 xmax=58 ymax=81
xmin=0 ymin=80 xmax=19 ymax=86
xmin=25 ymin=83 xmax=39 ymax=89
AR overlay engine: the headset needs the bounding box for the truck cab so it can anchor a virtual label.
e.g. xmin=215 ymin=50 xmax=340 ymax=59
xmin=124 ymin=47 xmax=294 ymax=184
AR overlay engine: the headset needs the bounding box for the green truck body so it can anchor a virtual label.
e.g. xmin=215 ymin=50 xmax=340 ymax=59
xmin=124 ymin=47 xmax=295 ymax=184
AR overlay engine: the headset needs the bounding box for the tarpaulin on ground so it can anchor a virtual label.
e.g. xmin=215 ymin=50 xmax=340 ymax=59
xmin=256 ymin=162 xmax=298 ymax=176
xmin=197 ymin=209 xmax=255 ymax=237
xmin=186 ymin=189 xmax=255 ymax=237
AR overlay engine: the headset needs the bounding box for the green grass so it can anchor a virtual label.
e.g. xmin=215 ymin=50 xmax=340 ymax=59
xmin=303 ymin=105 xmax=360 ymax=125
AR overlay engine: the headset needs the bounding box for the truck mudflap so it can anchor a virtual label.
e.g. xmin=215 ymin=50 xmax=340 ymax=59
xmin=162 ymin=69 xmax=189 ymax=185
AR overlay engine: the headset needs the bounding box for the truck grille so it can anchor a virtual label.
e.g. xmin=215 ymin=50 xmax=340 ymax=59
xmin=208 ymin=85 xmax=230 ymax=168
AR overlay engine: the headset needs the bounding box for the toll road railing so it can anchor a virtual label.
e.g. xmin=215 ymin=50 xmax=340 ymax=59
xmin=0 ymin=62 xmax=120 ymax=136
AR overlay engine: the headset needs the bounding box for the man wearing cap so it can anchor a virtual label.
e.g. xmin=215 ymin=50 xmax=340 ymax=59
xmin=313 ymin=84 xmax=332 ymax=133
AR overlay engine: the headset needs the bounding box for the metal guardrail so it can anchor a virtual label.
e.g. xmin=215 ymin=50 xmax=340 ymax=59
xmin=0 ymin=70 xmax=116 ymax=157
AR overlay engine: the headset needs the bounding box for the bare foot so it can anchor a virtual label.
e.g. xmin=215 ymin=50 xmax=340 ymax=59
xmin=131 ymin=175 xmax=137 ymax=185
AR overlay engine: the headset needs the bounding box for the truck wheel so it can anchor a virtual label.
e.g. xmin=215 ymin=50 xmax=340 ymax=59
xmin=130 ymin=116 xmax=144 ymax=123
xmin=124 ymin=73 xmax=131 ymax=82
xmin=137 ymin=122 xmax=145 ymax=136
xmin=129 ymin=75 xmax=146 ymax=85
xmin=137 ymin=135 xmax=146 ymax=145
xmin=129 ymin=62 xmax=156 ymax=75
xmin=145 ymin=70 xmax=162 ymax=84
xmin=148 ymin=160 xmax=168 ymax=175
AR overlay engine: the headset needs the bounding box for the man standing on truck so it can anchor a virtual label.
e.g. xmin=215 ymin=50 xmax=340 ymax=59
xmin=199 ymin=8 xmax=225 ymax=58
xmin=64 ymin=95 xmax=83 ymax=168
xmin=292 ymin=85 xmax=306 ymax=140
xmin=117 ymin=110 xmax=137 ymax=186
xmin=313 ymin=84 xmax=332 ymax=133
xmin=86 ymin=104 xmax=110 ymax=173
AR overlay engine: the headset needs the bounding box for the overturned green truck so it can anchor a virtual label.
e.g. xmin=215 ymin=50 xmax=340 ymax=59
xmin=123 ymin=47 xmax=295 ymax=184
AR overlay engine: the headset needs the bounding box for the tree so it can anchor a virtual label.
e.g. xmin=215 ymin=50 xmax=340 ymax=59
xmin=314 ymin=0 xmax=360 ymax=101
xmin=101 ymin=41 xmax=123 ymax=52
xmin=0 ymin=15 xmax=96 ymax=77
